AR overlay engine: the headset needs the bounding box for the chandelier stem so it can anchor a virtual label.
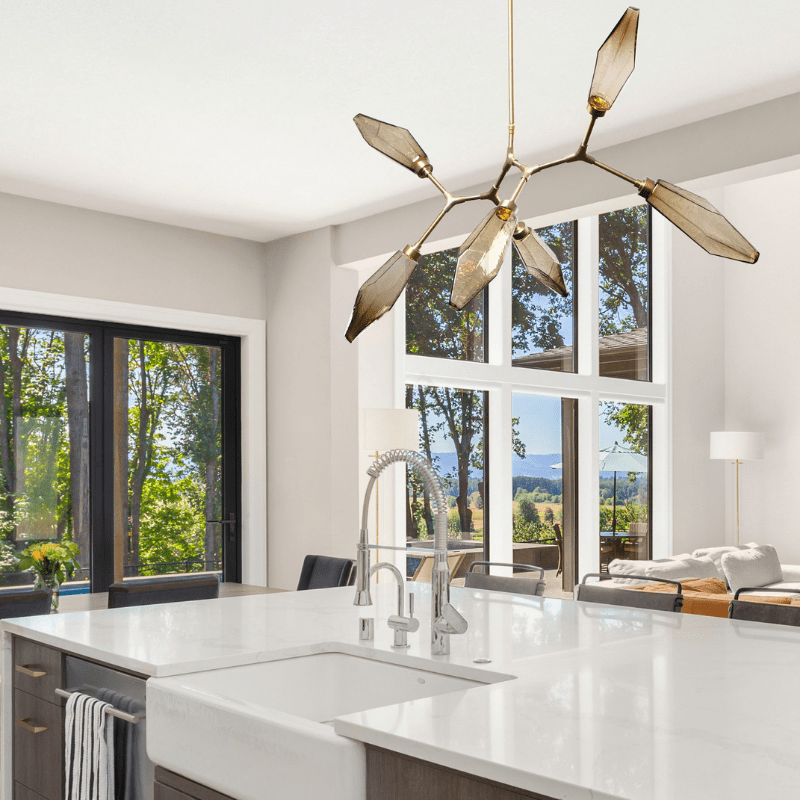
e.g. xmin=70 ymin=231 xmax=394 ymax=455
xmin=507 ymin=0 xmax=515 ymax=151
xmin=590 ymin=158 xmax=643 ymax=188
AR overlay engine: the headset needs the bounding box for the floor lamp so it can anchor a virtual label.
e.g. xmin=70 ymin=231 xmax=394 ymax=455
xmin=359 ymin=409 xmax=420 ymax=576
xmin=710 ymin=431 xmax=764 ymax=546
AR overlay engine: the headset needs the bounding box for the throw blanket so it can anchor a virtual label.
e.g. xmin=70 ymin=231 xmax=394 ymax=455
xmin=630 ymin=577 xmax=800 ymax=618
xmin=65 ymin=692 xmax=115 ymax=800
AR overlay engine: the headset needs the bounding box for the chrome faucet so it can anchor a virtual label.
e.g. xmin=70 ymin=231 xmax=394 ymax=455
xmin=369 ymin=562 xmax=419 ymax=647
xmin=355 ymin=449 xmax=467 ymax=656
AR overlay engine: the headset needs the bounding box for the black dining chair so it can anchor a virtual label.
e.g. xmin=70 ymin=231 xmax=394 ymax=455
xmin=296 ymin=555 xmax=356 ymax=591
xmin=464 ymin=561 xmax=546 ymax=597
xmin=0 ymin=588 xmax=52 ymax=618
xmin=728 ymin=587 xmax=800 ymax=627
xmin=107 ymin=574 xmax=220 ymax=608
xmin=577 ymin=573 xmax=683 ymax=613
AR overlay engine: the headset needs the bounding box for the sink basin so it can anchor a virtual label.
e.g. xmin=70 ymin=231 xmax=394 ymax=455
xmin=146 ymin=648 xmax=511 ymax=800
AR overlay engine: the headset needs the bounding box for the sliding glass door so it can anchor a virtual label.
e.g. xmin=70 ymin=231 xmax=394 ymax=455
xmin=0 ymin=312 xmax=241 ymax=593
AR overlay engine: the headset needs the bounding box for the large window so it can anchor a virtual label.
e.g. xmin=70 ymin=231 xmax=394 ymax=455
xmin=0 ymin=312 xmax=241 ymax=593
xmin=403 ymin=200 xmax=662 ymax=587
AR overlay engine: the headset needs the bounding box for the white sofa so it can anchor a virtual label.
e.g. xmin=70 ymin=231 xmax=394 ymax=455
xmin=592 ymin=543 xmax=800 ymax=597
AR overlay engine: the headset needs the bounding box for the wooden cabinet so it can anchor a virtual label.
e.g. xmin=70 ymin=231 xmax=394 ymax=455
xmin=366 ymin=746 xmax=557 ymax=800
xmin=155 ymin=766 xmax=236 ymax=800
xmin=12 ymin=639 xmax=65 ymax=800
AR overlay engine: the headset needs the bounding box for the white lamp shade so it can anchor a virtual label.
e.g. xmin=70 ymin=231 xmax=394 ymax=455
xmin=710 ymin=431 xmax=764 ymax=461
xmin=360 ymin=408 xmax=420 ymax=452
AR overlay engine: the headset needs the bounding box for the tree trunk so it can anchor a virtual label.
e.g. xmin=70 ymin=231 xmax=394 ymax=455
xmin=405 ymin=386 xmax=419 ymax=539
xmin=203 ymin=349 xmax=221 ymax=570
xmin=129 ymin=341 xmax=150 ymax=575
xmin=417 ymin=388 xmax=435 ymax=539
xmin=0 ymin=342 xmax=12 ymax=515
xmin=8 ymin=329 xmax=27 ymax=498
xmin=64 ymin=332 xmax=90 ymax=572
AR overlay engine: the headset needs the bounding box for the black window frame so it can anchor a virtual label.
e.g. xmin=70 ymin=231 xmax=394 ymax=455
xmin=0 ymin=310 xmax=242 ymax=592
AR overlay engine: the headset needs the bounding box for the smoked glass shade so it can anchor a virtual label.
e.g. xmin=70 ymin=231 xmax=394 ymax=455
xmin=641 ymin=179 xmax=759 ymax=264
xmin=588 ymin=8 xmax=639 ymax=113
xmin=345 ymin=249 xmax=420 ymax=342
xmin=450 ymin=207 xmax=517 ymax=311
xmin=354 ymin=114 xmax=430 ymax=175
xmin=512 ymin=226 xmax=568 ymax=297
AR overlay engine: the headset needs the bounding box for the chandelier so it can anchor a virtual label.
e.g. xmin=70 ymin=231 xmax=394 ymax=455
xmin=345 ymin=4 xmax=759 ymax=343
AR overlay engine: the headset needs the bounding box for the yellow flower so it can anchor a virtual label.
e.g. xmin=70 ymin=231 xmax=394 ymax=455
xmin=31 ymin=550 xmax=43 ymax=562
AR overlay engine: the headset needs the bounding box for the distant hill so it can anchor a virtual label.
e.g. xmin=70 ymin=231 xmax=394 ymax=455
xmin=429 ymin=452 xmax=562 ymax=479
xmin=428 ymin=451 xmax=647 ymax=481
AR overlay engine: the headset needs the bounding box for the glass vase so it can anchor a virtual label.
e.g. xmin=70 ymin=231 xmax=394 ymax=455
xmin=34 ymin=573 xmax=61 ymax=611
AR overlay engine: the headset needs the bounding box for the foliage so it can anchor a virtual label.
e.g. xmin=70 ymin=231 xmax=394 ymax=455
xmin=518 ymin=496 xmax=539 ymax=525
xmin=0 ymin=326 xmax=223 ymax=583
xmin=599 ymin=502 xmax=647 ymax=532
xmin=599 ymin=207 xmax=649 ymax=336
xmin=511 ymin=223 xmax=575 ymax=358
xmin=512 ymin=517 xmax=556 ymax=543
xmin=17 ymin=538 xmax=80 ymax=584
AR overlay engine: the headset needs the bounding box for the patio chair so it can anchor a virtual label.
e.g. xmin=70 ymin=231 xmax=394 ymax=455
xmin=553 ymin=523 xmax=563 ymax=577
xmin=108 ymin=573 xmax=220 ymax=608
xmin=577 ymin=573 xmax=683 ymax=612
xmin=0 ymin=588 xmax=52 ymax=619
xmin=464 ymin=561 xmax=546 ymax=597
xmin=728 ymin=587 xmax=800 ymax=627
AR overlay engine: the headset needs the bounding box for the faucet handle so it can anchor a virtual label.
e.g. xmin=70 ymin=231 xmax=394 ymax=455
xmin=408 ymin=592 xmax=415 ymax=619
xmin=437 ymin=603 xmax=468 ymax=635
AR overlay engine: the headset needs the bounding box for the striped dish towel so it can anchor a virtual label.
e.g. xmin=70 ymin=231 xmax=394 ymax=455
xmin=65 ymin=691 xmax=115 ymax=800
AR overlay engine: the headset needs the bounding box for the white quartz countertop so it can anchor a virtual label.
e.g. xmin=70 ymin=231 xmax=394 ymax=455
xmin=5 ymin=584 xmax=800 ymax=800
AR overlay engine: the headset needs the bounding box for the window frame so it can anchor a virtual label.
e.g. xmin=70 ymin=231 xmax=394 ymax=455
xmin=0 ymin=310 xmax=243 ymax=592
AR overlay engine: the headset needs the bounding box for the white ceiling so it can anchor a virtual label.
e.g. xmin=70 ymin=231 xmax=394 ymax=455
xmin=0 ymin=0 xmax=798 ymax=242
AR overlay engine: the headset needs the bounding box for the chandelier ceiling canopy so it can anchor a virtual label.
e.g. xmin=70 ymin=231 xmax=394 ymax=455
xmin=345 ymin=4 xmax=759 ymax=343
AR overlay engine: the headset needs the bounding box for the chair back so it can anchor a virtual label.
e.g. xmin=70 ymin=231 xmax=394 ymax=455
xmin=728 ymin=587 xmax=800 ymax=627
xmin=108 ymin=574 xmax=220 ymax=608
xmin=0 ymin=588 xmax=52 ymax=619
xmin=464 ymin=561 xmax=546 ymax=597
xmin=577 ymin=573 xmax=683 ymax=613
xmin=412 ymin=552 xmax=465 ymax=583
xmin=297 ymin=555 xmax=356 ymax=591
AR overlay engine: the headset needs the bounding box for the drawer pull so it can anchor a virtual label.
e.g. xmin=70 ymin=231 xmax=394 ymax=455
xmin=16 ymin=718 xmax=48 ymax=734
xmin=15 ymin=664 xmax=46 ymax=678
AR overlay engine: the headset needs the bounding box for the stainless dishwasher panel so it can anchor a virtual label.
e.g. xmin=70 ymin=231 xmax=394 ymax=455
xmin=65 ymin=655 xmax=154 ymax=800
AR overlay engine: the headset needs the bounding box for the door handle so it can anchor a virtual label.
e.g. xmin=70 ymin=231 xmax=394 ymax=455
xmin=16 ymin=718 xmax=48 ymax=734
xmin=206 ymin=514 xmax=236 ymax=526
xmin=206 ymin=513 xmax=236 ymax=541
xmin=15 ymin=664 xmax=46 ymax=678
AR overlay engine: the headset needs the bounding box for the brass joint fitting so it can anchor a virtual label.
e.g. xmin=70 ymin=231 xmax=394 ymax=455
xmin=512 ymin=222 xmax=531 ymax=240
xmin=587 ymin=103 xmax=607 ymax=118
xmin=637 ymin=178 xmax=656 ymax=200
xmin=414 ymin=159 xmax=433 ymax=178
xmin=402 ymin=244 xmax=422 ymax=261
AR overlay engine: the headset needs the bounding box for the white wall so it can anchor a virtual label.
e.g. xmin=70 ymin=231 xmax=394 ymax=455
xmin=669 ymin=192 xmax=727 ymax=555
xmin=263 ymin=227 xmax=359 ymax=588
xmin=0 ymin=192 xmax=267 ymax=319
xmin=722 ymin=169 xmax=800 ymax=562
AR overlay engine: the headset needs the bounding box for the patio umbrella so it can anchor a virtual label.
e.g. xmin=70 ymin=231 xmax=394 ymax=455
xmin=599 ymin=442 xmax=647 ymax=533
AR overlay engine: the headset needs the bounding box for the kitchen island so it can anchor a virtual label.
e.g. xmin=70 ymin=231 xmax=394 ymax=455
xmin=3 ymin=583 xmax=799 ymax=800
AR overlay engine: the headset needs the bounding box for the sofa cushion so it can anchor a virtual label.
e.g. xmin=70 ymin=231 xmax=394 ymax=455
xmin=608 ymin=553 xmax=692 ymax=585
xmin=644 ymin=556 xmax=719 ymax=582
xmin=691 ymin=544 xmax=755 ymax=582
xmin=721 ymin=545 xmax=783 ymax=594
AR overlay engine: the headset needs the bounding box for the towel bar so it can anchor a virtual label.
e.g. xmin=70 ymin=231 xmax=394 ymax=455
xmin=55 ymin=688 xmax=145 ymax=723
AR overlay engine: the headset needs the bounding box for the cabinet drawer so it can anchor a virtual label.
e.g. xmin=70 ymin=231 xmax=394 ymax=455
xmin=13 ymin=690 xmax=63 ymax=800
xmin=14 ymin=639 xmax=63 ymax=702
xmin=15 ymin=782 xmax=48 ymax=800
